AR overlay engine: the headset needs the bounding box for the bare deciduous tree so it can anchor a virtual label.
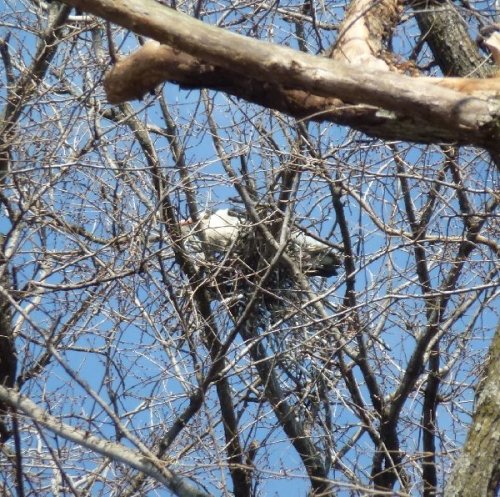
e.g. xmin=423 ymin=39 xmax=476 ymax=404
xmin=0 ymin=1 xmax=498 ymax=496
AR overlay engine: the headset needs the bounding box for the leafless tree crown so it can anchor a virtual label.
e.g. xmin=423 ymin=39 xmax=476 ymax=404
xmin=0 ymin=1 xmax=498 ymax=497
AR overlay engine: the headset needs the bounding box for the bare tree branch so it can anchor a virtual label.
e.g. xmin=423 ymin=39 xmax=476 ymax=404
xmin=0 ymin=385 xmax=212 ymax=497
xmin=0 ymin=2 xmax=497 ymax=496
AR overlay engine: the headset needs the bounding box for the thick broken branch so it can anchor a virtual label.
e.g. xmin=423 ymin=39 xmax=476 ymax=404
xmin=105 ymin=42 xmax=500 ymax=151
xmin=62 ymin=0 xmax=500 ymax=151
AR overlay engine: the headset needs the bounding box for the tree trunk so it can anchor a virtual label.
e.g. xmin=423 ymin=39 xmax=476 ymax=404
xmin=413 ymin=0 xmax=495 ymax=77
xmin=0 ymin=235 xmax=16 ymax=443
xmin=445 ymin=326 xmax=500 ymax=497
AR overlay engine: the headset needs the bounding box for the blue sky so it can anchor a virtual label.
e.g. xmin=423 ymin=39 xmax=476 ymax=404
xmin=0 ymin=1 xmax=498 ymax=496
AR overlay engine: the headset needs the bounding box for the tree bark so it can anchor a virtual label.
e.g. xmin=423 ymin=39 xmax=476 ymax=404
xmin=444 ymin=326 xmax=500 ymax=497
xmin=413 ymin=0 xmax=495 ymax=78
xmin=0 ymin=236 xmax=15 ymax=443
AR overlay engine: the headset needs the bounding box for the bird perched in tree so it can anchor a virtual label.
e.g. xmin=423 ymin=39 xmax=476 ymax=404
xmin=289 ymin=230 xmax=342 ymax=277
xmin=180 ymin=208 xmax=242 ymax=252
xmin=180 ymin=208 xmax=341 ymax=277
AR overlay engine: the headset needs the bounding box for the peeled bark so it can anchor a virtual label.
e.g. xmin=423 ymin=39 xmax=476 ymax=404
xmin=328 ymin=0 xmax=401 ymax=68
